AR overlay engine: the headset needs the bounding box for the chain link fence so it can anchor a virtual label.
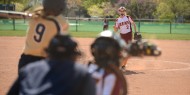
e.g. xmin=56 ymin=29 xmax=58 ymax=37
xmin=0 ymin=18 xmax=190 ymax=34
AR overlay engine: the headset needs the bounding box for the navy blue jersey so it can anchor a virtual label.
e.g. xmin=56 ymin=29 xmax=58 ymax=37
xmin=8 ymin=59 xmax=96 ymax=95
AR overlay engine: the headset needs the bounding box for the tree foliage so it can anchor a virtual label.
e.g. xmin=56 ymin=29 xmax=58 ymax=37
xmin=67 ymin=0 xmax=82 ymax=8
xmin=87 ymin=4 xmax=103 ymax=17
xmin=154 ymin=2 xmax=175 ymax=20
xmin=125 ymin=0 xmax=157 ymax=19
xmin=6 ymin=0 xmax=190 ymax=21
xmin=86 ymin=2 xmax=117 ymax=17
xmin=155 ymin=0 xmax=190 ymax=21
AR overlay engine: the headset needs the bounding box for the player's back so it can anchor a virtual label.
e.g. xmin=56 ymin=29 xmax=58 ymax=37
xmin=23 ymin=15 xmax=67 ymax=57
xmin=18 ymin=59 xmax=95 ymax=95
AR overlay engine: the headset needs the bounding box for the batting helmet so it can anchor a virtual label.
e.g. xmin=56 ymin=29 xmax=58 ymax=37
xmin=91 ymin=30 xmax=127 ymax=67
xmin=99 ymin=30 xmax=127 ymax=49
xmin=46 ymin=34 xmax=80 ymax=60
xmin=43 ymin=0 xmax=66 ymax=16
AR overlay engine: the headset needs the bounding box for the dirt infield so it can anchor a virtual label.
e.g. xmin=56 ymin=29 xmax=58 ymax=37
xmin=0 ymin=37 xmax=190 ymax=95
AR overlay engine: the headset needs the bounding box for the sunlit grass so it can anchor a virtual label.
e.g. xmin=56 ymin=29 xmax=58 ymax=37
xmin=1 ymin=30 xmax=190 ymax=40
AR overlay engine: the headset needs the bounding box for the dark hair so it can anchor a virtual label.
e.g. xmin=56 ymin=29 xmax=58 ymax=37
xmin=91 ymin=37 xmax=121 ymax=67
xmin=43 ymin=0 xmax=66 ymax=16
xmin=46 ymin=34 xmax=81 ymax=60
xmin=91 ymin=37 xmax=127 ymax=95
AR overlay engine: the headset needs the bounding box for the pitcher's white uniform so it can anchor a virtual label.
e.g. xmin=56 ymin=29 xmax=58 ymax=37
xmin=115 ymin=16 xmax=132 ymax=34
xmin=115 ymin=15 xmax=133 ymax=44
xmin=114 ymin=6 xmax=138 ymax=71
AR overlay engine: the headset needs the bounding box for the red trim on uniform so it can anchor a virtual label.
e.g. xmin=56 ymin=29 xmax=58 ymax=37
xmin=103 ymin=71 xmax=123 ymax=95
xmin=126 ymin=16 xmax=133 ymax=31
xmin=112 ymin=78 xmax=122 ymax=95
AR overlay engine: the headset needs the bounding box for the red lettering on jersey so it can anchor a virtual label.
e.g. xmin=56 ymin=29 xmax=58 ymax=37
xmin=126 ymin=24 xmax=129 ymax=29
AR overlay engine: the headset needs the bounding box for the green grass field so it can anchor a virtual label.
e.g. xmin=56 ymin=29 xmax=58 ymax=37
xmin=69 ymin=20 xmax=190 ymax=34
xmin=0 ymin=30 xmax=190 ymax=40
xmin=0 ymin=19 xmax=190 ymax=40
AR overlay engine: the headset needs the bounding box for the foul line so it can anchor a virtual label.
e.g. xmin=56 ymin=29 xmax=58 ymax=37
xmin=129 ymin=59 xmax=190 ymax=71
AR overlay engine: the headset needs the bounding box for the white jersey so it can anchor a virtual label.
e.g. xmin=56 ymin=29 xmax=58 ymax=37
xmin=88 ymin=64 xmax=117 ymax=95
xmin=115 ymin=16 xmax=132 ymax=34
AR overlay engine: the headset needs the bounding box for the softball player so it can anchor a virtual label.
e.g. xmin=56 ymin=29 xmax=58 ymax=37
xmin=18 ymin=0 xmax=69 ymax=70
xmin=103 ymin=17 xmax=109 ymax=30
xmin=113 ymin=6 xmax=138 ymax=71
xmin=8 ymin=34 xmax=96 ymax=95
xmin=88 ymin=30 xmax=127 ymax=95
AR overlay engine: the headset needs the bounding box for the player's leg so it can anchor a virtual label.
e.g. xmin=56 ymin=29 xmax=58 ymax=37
xmin=121 ymin=56 xmax=130 ymax=70
xmin=105 ymin=25 xmax=108 ymax=30
xmin=103 ymin=25 xmax=108 ymax=30
xmin=120 ymin=32 xmax=132 ymax=71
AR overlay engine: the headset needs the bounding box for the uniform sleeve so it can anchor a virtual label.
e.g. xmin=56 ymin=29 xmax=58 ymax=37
xmin=128 ymin=16 xmax=134 ymax=23
xmin=83 ymin=73 xmax=96 ymax=95
xmin=102 ymin=74 xmax=116 ymax=95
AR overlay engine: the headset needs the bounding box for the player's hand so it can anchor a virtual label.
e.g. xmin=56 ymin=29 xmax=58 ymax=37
xmin=134 ymin=32 xmax=142 ymax=41
xmin=113 ymin=25 xmax=118 ymax=32
xmin=113 ymin=25 xmax=115 ymax=29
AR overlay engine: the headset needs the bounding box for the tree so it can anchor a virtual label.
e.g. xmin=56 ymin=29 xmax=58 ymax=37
xmin=0 ymin=0 xmax=6 ymax=4
xmin=155 ymin=0 xmax=190 ymax=22
xmin=125 ymin=0 xmax=157 ymax=19
xmin=87 ymin=4 xmax=103 ymax=17
xmin=86 ymin=2 xmax=117 ymax=17
xmin=154 ymin=2 xmax=175 ymax=20
xmin=67 ymin=0 xmax=82 ymax=9
xmin=101 ymin=2 xmax=117 ymax=17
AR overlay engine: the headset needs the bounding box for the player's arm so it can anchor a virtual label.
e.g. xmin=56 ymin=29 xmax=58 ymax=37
xmin=62 ymin=22 xmax=69 ymax=32
xmin=129 ymin=17 xmax=137 ymax=32
xmin=113 ymin=25 xmax=118 ymax=32
xmin=59 ymin=16 xmax=69 ymax=33
xmin=113 ymin=19 xmax=119 ymax=32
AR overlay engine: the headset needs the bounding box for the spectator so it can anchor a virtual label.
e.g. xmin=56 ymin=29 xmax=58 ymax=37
xmin=103 ymin=17 xmax=109 ymax=30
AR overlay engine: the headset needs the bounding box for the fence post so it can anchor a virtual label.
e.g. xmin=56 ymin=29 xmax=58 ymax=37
xmin=76 ymin=18 xmax=78 ymax=32
xmin=13 ymin=19 xmax=15 ymax=30
xmin=170 ymin=21 xmax=172 ymax=34
xmin=138 ymin=19 xmax=140 ymax=32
